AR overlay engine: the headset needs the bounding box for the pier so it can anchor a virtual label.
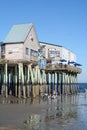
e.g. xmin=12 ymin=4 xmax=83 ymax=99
xmin=0 ymin=59 xmax=81 ymax=98
xmin=0 ymin=23 xmax=82 ymax=98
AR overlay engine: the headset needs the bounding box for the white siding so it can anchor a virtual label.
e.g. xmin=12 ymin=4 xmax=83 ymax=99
xmin=5 ymin=43 xmax=23 ymax=60
xmin=40 ymin=42 xmax=76 ymax=64
xmin=69 ymin=51 xmax=76 ymax=62
xmin=4 ymin=26 xmax=39 ymax=62
xmin=40 ymin=42 xmax=61 ymax=59
xmin=61 ymin=47 xmax=76 ymax=63
xmin=61 ymin=47 xmax=69 ymax=61
xmin=24 ymin=26 xmax=39 ymax=61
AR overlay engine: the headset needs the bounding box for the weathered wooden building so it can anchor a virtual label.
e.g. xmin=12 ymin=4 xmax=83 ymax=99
xmin=0 ymin=23 xmax=82 ymax=98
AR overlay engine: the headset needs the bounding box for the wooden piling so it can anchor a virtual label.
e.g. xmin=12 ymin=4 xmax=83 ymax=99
xmin=48 ymin=73 xmax=51 ymax=94
xmin=54 ymin=72 xmax=57 ymax=94
xmin=22 ymin=64 xmax=26 ymax=99
xmin=18 ymin=63 xmax=21 ymax=98
xmin=5 ymin=63 xmax=8 ymax=98
xmin=15 ymin=65 xmax=17 ymax=97
xmin=58 ymin=73 xmax=61 ymax=95
xmin=27 ymin=65 xmax=30 ymax=97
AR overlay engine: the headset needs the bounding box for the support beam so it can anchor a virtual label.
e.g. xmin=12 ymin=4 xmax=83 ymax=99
xmin=27 ymin=65 xmax=30 ymax=97
xmin=5 ymin=63 xmax=8 ymax=98
xmin=48 ymin=73 xmax=51 ymax=94
xmin=22 ymin=65 xmax=26 ymax=99
xmin=60 ymin=72 xmax=63 ymax=95
xmin=18 ymin=63 xmax=21 ymax=98
xmin=15 ymin=65 xmax=18 ymax=97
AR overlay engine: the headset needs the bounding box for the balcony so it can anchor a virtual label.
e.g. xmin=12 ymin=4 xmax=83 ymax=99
xmin=46 ymin=63 xmax=82 ymax=74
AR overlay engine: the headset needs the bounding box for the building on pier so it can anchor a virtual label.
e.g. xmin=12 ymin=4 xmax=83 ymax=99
xmin=0 ymin=23 xmax=82 ymax=98
xmin=39 ymin=41 xmax=76 ymax=65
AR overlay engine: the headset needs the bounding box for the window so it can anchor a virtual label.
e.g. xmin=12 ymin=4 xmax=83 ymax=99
xmin=30 ymin=34 xmax=34 ymax=41
xmin=1 ymin=45 xmax=5 ymax=53
xmin=1 ymin=45 xmax=5 ymax=59
xmin=25 ymin=48 xmax=29 ymax=55
xmin=48 ymin=49 xmax=60 ymax=58
xmin=30 ymin=49 xmax=38 ymax=57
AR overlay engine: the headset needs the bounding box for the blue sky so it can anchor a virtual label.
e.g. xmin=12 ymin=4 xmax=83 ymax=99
xmin=0 ymin=0 xmax=87 ymax=82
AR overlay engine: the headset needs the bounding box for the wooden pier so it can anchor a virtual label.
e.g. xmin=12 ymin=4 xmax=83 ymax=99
xmin=0 ymin=23 xmax=82 ymax=98
xmin=0 ymin=59 xmax=82 ymax=98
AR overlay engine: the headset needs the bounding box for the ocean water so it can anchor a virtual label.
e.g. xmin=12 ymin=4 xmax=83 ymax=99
xmin=78 ymin=83 xmax=87 ymax=93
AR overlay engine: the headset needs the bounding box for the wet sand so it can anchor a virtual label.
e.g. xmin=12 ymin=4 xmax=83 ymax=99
xmin=0 ymin=93 xmax=87 ymax=130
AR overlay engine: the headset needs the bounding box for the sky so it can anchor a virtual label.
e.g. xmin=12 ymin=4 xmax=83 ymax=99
xmin=0 ymin=0 xmax=87 ymax=83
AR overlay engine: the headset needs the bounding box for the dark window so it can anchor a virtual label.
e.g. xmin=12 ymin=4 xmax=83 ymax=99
xmin=1 ymin=45 xmax=5 ymax=53
xmin=26 ymin=48 xmax=29 ymax=55
xmin=30 ymin=49 xmax=38 ymax=57
xmin=1 ymin=45 xmax=5 ymax=59
xmin=48 ymin=50 xmax=60 ymax=57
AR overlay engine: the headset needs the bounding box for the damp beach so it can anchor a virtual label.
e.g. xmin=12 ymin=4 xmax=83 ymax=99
xmin=0 ymin=93 xmax=87 ymax=130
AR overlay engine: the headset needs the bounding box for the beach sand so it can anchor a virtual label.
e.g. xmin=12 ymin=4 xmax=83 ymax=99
xmin=0 ymin=93 xmax=87 ymax=130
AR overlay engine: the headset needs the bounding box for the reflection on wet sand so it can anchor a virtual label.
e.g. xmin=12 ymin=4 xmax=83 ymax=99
xmin=0 ymin=96 xmax=44 ymax=105
xmin=0 ymin=127 xmax=19 ymax=130
xmin=0 ymin=94 xmax=87 ymax=130
xmin=23 ymin=95 xmax=78 ymax=130
xmin=0 ymin=93 xmax=79 ymax=104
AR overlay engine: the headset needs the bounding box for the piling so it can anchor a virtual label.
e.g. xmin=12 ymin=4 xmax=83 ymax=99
xmin=0 ymin=59 xmax=81 ymax=98
xmin=5 ymin=63 xmax=8 ymax=98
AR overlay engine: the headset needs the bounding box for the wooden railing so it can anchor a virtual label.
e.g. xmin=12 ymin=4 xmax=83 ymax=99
xmin=0 ymin=59 xmax=82 ymax=74
xmin=46 ymin=63 xmax=82 ymax=74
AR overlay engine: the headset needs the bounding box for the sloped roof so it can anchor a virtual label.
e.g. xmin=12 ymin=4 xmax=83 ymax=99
xmin=3 ymin=23 xmax=33 ymax=43
xmin=39 ymin=41 xmax=62 ymax=47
